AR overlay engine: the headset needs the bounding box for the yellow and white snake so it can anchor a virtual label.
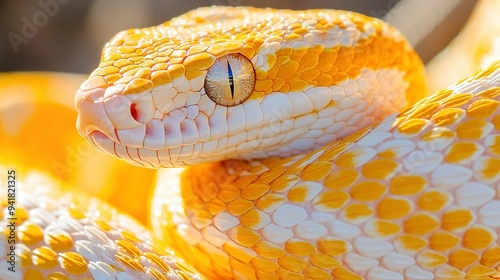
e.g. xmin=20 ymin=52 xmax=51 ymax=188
xmin=1 ymin=5 xmax=500 ymax=280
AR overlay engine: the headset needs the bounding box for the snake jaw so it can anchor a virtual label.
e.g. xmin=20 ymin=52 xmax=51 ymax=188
xmin=75 ymin=93 xmax=119 ymax=143
xmin=75 ymin=83 xmax=147 ymax=161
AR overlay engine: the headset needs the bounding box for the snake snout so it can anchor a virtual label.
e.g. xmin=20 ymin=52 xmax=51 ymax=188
xmin=75 ymin=81 xmax=157 ymax=152
xmin=75 ymin=88 xmax=120 ymax=143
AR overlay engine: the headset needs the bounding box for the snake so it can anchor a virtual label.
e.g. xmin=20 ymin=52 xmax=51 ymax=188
xmin=1 ymin=5 xmax=500 ymax=280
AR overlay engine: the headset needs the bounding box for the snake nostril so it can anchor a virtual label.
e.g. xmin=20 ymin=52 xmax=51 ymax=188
xmin=127 ymin=94 xmax=154 ymax=124
xmin=130 ymin=103 xmax=139 ymax=121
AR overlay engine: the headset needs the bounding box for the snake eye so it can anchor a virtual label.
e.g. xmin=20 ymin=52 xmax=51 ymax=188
xmin=204 ymin=53 xmax=255 ymax=106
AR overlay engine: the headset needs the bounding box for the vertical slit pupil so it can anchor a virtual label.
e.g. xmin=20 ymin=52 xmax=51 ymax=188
xmin=227 ymin=61 xmax=234 ymax=98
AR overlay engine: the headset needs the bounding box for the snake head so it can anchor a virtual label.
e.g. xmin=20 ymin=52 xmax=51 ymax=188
xmin=75 ymin=6 xmax=426 ymax=168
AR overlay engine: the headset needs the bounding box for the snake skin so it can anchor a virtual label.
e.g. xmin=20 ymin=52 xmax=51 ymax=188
xmin=1 ymin=6 xmax=499 ymax=280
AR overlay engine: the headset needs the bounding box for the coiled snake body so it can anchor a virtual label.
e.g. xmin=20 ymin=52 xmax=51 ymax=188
xmin=2 ymin=6 xmax=500 ymax=280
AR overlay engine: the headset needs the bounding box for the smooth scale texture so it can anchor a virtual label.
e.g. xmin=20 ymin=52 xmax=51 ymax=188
xmin=152 ymin=61 xmax=500 ymax=280
xmin=0 ymin=166 xmax=205 ymax=279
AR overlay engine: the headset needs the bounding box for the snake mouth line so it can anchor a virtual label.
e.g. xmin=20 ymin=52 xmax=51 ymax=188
xmin=88 ymin=129 xmax=217 ymax=168
xmin=88 ymin=130 xmax=113 ymax=149
xmin=88 ymin=130 xmax=167 ymax=168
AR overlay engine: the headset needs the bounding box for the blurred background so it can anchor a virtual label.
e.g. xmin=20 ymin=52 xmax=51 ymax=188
xmin=0 ymin=0 xmax=478 ymax=74
xmin=0 ymin=0 xmax=487 ymax=224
